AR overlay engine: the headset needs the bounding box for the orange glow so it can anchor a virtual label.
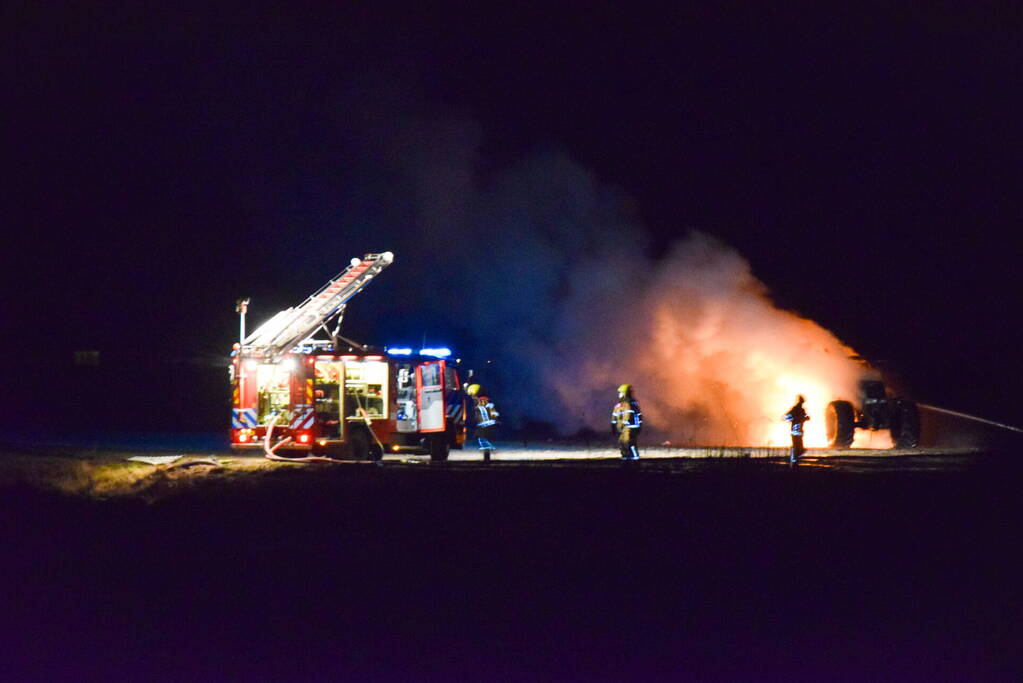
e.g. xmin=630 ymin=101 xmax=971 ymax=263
xmin=546 ymin=233 xmax=887 ymax=448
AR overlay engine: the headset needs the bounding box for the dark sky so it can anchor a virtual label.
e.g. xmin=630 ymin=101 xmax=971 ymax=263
xmin=4 ymin=2 xmax=1021 ymax=423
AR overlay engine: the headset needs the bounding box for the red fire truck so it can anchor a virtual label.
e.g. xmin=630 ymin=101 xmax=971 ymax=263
xmin=229 ymin=252 xmax=467 ymax=460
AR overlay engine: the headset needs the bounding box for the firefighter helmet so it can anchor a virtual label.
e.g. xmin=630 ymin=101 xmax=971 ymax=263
xmin=617 ymin=384 xmax=633 ymax=398
xmin=466 ymin=383 xmax=482 ymax=397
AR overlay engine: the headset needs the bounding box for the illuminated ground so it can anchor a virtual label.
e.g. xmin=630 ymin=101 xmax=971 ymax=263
xmin=1 ymin=441 xmax=1019 ymax=680
xmin=0 ymin=442 xmax=984 ymax=500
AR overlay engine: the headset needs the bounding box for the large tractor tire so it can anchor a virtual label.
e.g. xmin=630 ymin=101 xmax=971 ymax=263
xmin=826 ymin=400 xmax=856 ymax=448
xmin=889 ymin=400 xmax=920 ymax=449
xmin=429 ymin=434 xmax=450 ymax=462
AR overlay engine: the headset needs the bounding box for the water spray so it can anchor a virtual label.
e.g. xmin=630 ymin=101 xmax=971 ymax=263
xmin=918 ymin=404 xmax=1023 ymax=434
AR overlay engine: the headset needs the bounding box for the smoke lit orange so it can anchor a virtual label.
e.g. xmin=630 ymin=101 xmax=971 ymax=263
xmin=546 ymin=232 xmax=884 ymax=448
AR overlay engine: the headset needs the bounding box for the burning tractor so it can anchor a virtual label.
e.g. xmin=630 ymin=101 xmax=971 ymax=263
xmin=826 ymin=376 xmax=920 ymax=449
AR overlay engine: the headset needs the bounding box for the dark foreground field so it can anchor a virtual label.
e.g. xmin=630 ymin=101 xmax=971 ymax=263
xmin=2 ymin=450 xmax=1021 ymax=681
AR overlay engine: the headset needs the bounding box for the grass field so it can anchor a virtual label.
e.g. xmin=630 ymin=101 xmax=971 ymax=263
xmin=1 ymin=442 xmax=1019 ymax=680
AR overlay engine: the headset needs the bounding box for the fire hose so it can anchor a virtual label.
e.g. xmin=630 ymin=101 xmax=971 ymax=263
xmin=262 ymin=400 xmax=386 ymax=462
xmin=918 ymin=404 xmax=1023 ymax=434
xmin=262 ymin=414 xmax=343 ymax=462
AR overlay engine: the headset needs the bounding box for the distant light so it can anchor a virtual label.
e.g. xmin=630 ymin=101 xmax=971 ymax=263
xmin=420 ymin=347 xmax=451 ymax=358
xmin=387 ymin=347 xmax=413 ymax=356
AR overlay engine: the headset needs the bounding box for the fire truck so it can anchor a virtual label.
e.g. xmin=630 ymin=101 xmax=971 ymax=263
xmin=229 ymin=252 xmax=467 ymax=461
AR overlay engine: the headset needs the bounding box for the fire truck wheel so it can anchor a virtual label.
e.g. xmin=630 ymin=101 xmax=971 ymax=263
xmin=429 ymin=434 xmax=450 ymax=462
xmin=349 ymin=428 xmax=371 ymax=461
xmin=889 ymin=400 xmax=920 ymax=449
xmin=826 ymin=400 xmax=855 ymax=448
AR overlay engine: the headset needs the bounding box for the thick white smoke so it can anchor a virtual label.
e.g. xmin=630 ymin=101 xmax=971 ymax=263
xmin=335 ymin=83 xmax=872 ymax=445
xmin=460 ymin=157 xmax=869 ymax=446
xmin=531 ymin=232 xmax=868 ymax=446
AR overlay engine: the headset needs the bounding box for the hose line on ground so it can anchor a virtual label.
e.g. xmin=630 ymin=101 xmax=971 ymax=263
xmin=262 ymin=413 xmax=344 ymax=463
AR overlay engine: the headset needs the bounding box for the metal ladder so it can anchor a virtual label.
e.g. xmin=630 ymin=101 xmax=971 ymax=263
xmin=244 ymin=252 xmax=394 ymax=359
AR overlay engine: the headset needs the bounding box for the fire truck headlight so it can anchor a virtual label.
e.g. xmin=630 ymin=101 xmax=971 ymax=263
xmin=297 ymin=433 xmax=311 ymax=444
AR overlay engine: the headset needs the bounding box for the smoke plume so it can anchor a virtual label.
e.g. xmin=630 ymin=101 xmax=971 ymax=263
xmin=457 ymin=157 xmax=870 ymax=446
xmin=330 ymin=74 xmax=874 ymax=446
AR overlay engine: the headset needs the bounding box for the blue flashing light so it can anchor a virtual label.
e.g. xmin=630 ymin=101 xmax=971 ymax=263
xmin=387 ymin=347 xmax=414 ymax=356
xmin=419 ymin=347 xmax=452 ymax=358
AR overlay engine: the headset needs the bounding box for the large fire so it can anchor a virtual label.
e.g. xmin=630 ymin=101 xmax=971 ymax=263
xmin=539 ymin=232 xmax=889 ymax=448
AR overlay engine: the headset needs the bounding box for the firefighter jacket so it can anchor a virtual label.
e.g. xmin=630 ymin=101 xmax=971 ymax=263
xmin=611 ymin=398 xmax=643 ymax=436
xmin=474 ymin=396 xmax=500 ymax=431
xmin=784 ymin=404 xmax=809 ymax=436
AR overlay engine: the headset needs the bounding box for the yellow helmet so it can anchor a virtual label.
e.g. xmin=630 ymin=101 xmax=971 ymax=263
xmin=617 ymin=384 xmax=633 ymax=398
xmin=466 ymin=383 xmax=482 ymax=397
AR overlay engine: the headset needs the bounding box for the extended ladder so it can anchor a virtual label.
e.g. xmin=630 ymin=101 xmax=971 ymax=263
xmin=244 ymin=252 xmax=394 ymax=359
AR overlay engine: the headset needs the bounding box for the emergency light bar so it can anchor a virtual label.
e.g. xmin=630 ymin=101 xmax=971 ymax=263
xmin=387 ymin=347 xmax=452 ymax=358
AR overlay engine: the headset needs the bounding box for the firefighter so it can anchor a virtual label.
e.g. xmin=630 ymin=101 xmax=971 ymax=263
xmin=611 ymin=384 xmax=642 ymax=460
xmin=467 ymin=384 xmax=499 ymax=462
xmin=784 ymin=395 xmax=810 ymax=464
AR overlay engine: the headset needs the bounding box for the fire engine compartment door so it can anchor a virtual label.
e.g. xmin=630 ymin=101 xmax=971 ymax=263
xmin=416 ymin=360 xmax=446 ymax=433
xmin=313 ymin=360 xmax=344 ymax=440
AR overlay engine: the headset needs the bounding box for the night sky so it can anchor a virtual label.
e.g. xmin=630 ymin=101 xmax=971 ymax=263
xmin=4 ymin=3 xmax=1021 ymax=429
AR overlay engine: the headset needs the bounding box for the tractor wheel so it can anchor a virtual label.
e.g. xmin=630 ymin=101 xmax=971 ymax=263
xmin=348 ymin=428 xmax=370 ymax=460
xmin=429 ymin=434 xmax=450 ymax=462
xmin=826 ymin=400 xmax=855 ymax=448
xmin=889 ymin=400 xmax=920 ymax=449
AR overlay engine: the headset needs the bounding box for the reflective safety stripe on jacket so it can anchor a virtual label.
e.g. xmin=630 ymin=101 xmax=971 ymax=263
xmin=611 ymin=399 xmax=642 ymax=432
xmin=476 ymin=399 xmax=499 ymax=428
xmin=785 ymin=409 xmax=808 ymax=436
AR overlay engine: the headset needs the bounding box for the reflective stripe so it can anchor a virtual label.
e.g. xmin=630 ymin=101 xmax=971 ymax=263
xmin=233 ymin=409 xmax=258 ymax=428
xmin=289 ymin=408 xmax=315 ymax=430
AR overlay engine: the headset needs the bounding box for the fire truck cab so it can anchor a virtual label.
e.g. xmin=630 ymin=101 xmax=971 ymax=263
xmin=229 ymin=252 xmax=466 ymax=460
